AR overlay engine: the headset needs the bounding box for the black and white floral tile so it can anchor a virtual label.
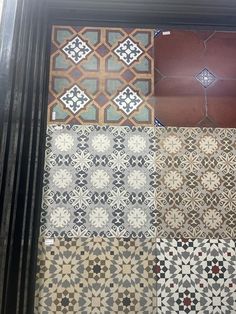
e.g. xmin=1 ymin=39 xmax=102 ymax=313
xmin=40 ymin=125 xmax=236 ymax=239
xmin=40 ymin=124 xmax=157 ymax=238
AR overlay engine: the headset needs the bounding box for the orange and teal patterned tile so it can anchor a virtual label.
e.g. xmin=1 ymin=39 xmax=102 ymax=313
xmin=48 ymin=26 xmax=155 ymax=126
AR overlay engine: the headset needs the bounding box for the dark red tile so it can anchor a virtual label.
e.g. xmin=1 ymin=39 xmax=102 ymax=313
xmin=197 ymin=116 xmax=217 ymax=128
xmin=155 ymin=78 xmax=205 ymax=127
xmin=154 ymin=30 xmax=205 ymax=76
xmin=154 ymin=68 xmax=164 ymax=84
xmin=194 ymin=31 xmax=215 ymax=41
xmin=206 ymin=32 xmax=236 ymax=78
xmin=207 ymin=80 xmax=236 ymax=128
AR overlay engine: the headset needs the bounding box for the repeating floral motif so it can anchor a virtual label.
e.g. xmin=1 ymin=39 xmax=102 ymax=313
xmin=40 ymin=124 xmax=157 ymax=238
xmin=48 ymin=26 xmax=155 ymax=125
xmin=34 ymin=237 xmax=157 ymax=314
xmin=156 ymin=238 xmax=236 ymax=314
xmin=156 ymin=127 xmax=236 ymax=238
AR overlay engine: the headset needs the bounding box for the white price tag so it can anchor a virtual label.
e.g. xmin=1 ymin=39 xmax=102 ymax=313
xmin=45 ymin=238 xmax=54 ymax=246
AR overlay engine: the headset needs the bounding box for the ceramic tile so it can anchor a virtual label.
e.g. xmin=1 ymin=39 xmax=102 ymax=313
xmin=40 ymin=124 xmax=157 ymax=238
xmin=206 ymin=32 xmax=236 ymax=78
xmin=154 ymin=30 xmax=205 ymax=77
xmin=156 ymin=127 xmax=236 ymax=238
xmin=196 ymin=68 xmax=216 ymax=88
xmin=154 ymin=78 xmax=205 ymax=127
xmin=48 ymin=26 xmax=155 ymax=126
xmin=154 ymin=30 xmax=236 ymax=127
xmin=207 ymin=80 xmax=236 ymax=128
xmin=34 ymin=237 xmax=157 ymax=314
xmin=156 ymin=238 xmax=236 ymax=314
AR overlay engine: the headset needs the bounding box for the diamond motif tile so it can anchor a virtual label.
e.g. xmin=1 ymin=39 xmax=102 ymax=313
xmin=113 ymin=86 xmax=143 ymax=115
xmin=196 ymin=68 xmax=216 ymax=88
xmin=60 ymin=84 xmax=91 ymax=114
xmin=113 ymin=37 xmax=143 ymax=65
xmin=62 ymin=35 xmax=92 ymax=64
xmin=156 ymin=127 xmax=236 ymax=238
xmin=40 ymin=125 xmax=157 ymax=238
xmin=156 ymin=238 xmax=236 ymax=313
xmin=48 ymin=26 xmax=155 ymax=125
xmin=35 ymin=237 xmax=157 ymax=314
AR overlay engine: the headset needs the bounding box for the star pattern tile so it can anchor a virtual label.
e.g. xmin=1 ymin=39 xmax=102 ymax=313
xmin=34 ymin=237 xmax=157 ymax=314
xmin=156 ymin=238 xmax=236 ymax=314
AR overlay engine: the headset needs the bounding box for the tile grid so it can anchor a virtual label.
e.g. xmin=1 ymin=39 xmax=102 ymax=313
xmin=48 ymin=25 xmax=155 ymax=126
xmin=35 ymin=125 xmax=236 ymax=313
xmin=34 ymin=25 xmax=236 ymax=314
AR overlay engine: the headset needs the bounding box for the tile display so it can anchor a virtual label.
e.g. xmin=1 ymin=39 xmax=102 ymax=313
xmin=156 ymin=238 xmax=236 ymax=314
xmin=34 ymin=237 xmax=157 ymax=314
xmin=156 ymin=127 xmax=236 ymax=238
xmin=48 ymin=26 xmax=155 ymax=126
xmin=154 ymin=30 xmax=236 ymax=127
xmin=40 ymin=124 xmax=157 ymax=238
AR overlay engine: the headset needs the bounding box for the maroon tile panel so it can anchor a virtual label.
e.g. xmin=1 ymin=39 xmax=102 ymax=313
xmin=155 ymin=77 xmax=205 ymax=127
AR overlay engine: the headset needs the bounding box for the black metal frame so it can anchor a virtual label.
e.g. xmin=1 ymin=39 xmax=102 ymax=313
xmin=1 ymin=0 xmax=236 ymax=312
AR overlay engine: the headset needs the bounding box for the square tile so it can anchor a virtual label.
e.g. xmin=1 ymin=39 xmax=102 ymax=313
xmin=48 ymin=26 xmax=155 ymax=126
xmin=40 ymin=124 xmax=157 ymax=237
xmin=34 ymin=237 xmax=157 ymax=314
xmin=155 ymin=127 xmax=236 ymax=238
xmin=156 ymin=238 xmax=236 ymax=314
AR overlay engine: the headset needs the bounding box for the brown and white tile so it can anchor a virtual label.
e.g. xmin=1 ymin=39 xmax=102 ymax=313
xmin=155 ymin=127 xmax=236 ymax=238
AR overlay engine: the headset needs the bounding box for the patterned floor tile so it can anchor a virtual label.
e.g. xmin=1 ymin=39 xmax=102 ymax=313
xmin=48 ymin=26 xmax=155 ymax=126
xmin=34 ymin=237 xmax=157 ymax=314
xmin=40 ymin=124 xmax=157 ymax=237
xmin=156 ymin=238 xmax=236 ymax=314
xmin=156 ymin=127 xmax=236 ymax=238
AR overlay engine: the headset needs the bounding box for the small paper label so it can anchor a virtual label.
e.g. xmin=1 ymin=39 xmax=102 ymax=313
xmin=52 ymin=111 xmax=56 ymax=120
xmin=45 ymin=238 xmax=54 ymax=246
xmin=162 ymin=31 xmax=171 ymax=36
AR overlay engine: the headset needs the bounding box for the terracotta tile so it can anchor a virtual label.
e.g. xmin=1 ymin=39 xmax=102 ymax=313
xmin=194 ymin=30 xmax=215 ymax=41
xmin=206 ymin=32 xmax=236 ymax=78
xmin=155 ymin=78 xmax=205 ymax=127
xmin=154 ymin=30 xmax=205 ymax=76
xmin=197 ymin=116 xmax=217 ymax=128
xmin=207 ymin=79 xmax=236 ymax=127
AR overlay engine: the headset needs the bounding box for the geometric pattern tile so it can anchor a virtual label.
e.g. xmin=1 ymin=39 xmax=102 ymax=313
xmin=48 ymin=26 xmax=155 ymax=125
xmin=113 ymin=37 xmax=143 ymax=65
xmin=156 ymin=238 xmax=236 ymax=314
xmin=34 ymin=237 xmax=157 ymax=314
xmin=62 ymin=35 xmax=92 ymax=64
xmin=113 ymin=86 xmax=143 ymax=115
xmin=40 ymin=125 xmax=157 ymax=238
xmin=196 ymin=68 xmax=216 ymax=88
xmin=156 ymin=127 xmax=236 ymax=238
xmin=60 ymin=84 xmax=91 ymax=114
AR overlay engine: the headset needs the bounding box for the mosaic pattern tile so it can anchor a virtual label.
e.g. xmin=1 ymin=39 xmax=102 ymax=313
xmin=196 ymin=68 xmax=216 ymax=88
xmin=40 ymin=124 xmax=157 ymax=237
xmin=156 ymin=238 xmax=236 ymax=314
xmin=156 ymin=127 xmax=236 ymax=238
xmin=34 ymin=237 xmax=157 ymax=314
xmin=48 ymin=26 xmax=155 ymax=125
